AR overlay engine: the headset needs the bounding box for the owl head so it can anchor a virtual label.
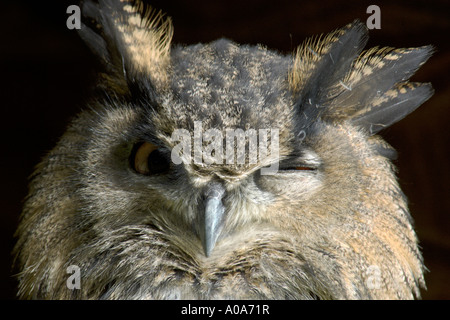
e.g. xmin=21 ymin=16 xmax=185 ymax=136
xmin=14 ymin=0 xmax=433 ymax=299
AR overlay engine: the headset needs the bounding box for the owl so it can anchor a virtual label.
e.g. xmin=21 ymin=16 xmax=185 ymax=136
xmin=13 ymin=0 xmax=433 ymax=300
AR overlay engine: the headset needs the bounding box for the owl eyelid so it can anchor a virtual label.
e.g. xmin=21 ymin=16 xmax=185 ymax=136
xmin=289 ymin=166 xmax=316 ymax=171
xmin=133 ymin=142 xmax=157 ymax=175
xmin=278 ymin=165 xmax=318 ymax=172
xmin=131 ymin=141 xmax=171 ymax=175
xmin=278 ymin=156 xmax=321 ymax=172
xmin=279 ymin=149 xmax=322 ymax=171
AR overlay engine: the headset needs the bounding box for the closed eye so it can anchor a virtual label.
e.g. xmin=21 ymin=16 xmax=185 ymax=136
xmin=289 ymin=166 xmax=316 ymax=171
xmin=278 ymin=165 xmax=317 ymax=172
xmin=278 ymin=150 xmax=320 ymax=172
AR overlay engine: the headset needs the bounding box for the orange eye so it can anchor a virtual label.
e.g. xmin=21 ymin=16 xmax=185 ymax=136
xmin=133 ymin=142 xmax=171 ymax=175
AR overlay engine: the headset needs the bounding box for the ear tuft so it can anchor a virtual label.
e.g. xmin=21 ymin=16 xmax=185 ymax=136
xmin=78 ymin=0 xmax=173 ymax=94
xmin=326 ymin=45 xmax=434 ymax=134
xmin=289 ymin=20 xmax=368 ymax=99
xmin=290 ymin=21 xmax=434 ymax=135
xmin=350 ymin=81 xmax=434 ymax=134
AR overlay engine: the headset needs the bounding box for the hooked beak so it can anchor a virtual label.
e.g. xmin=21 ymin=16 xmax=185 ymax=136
xmin=199 ymin=182 xmax=226 ymax=257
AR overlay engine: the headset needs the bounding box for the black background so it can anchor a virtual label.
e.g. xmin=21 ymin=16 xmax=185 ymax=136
xmin=1 ymin=0 xmax=449 ymax=299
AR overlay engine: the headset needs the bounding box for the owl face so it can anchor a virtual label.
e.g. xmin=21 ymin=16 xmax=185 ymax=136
xmin=14 ymin=0 xmax=433 ymax=299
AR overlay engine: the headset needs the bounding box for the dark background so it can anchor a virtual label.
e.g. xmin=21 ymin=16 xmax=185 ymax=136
xmin=1 ymin=0 xmax=448 ymax=299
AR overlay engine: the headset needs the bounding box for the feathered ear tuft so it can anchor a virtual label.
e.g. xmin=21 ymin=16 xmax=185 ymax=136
xmin=350 ymin=81 xmax=433 ymax=134
xmin=78 ymin=0 xmax=173 ymax=95
xmin=290 ymin=20 xmax=433 ymax=135
xmin=289 ymin=20 xmax=368 ymax=97
xmin=334 ymin=46 xmax=434 ymax=134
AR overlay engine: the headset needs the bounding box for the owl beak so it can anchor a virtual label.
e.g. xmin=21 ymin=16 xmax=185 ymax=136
xmin=200 ymin=182 xmax=226 ymax=257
